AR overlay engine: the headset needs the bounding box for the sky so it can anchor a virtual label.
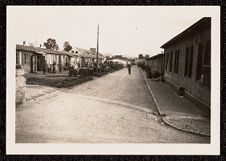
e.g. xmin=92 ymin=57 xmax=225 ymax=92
xmin=8 ymin=6 xmax=204 ymax=58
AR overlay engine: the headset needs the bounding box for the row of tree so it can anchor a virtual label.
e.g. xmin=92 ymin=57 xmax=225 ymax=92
xmin=43 ymin=38 xmax=72 ymax=52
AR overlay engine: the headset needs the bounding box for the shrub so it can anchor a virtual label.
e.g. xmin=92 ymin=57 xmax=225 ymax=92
xmin=69 ymin=69 xmax=78 ymax=77
xmin=79 ymin=68 xmax=89 ymax=76
xmin=16 ymin=64 xmax=22 ymax=69
xmin=147 ymin=71 xmax=152 ymax=78
xmin=152 ymin=71 xmax=160 ymax=78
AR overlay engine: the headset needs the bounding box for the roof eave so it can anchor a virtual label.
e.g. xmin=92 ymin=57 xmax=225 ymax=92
xmin=160 ymin=17 xmax=211 ymax=49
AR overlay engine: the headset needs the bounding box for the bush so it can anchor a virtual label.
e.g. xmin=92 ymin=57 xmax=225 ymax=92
xmin=16 ymin=64 xmax=22 ymax=69
xmin=69 ymin=69 xmax=78 ymax=77
xmin=88 ymin=68 xmax=94 ymax=75
xmin=79 ymin=68 xmax=89 ymax=76
xmin=152 ymin=71 xmax=160 ymax=78
xmin=147 ymin=71 xmax=152 ymax=78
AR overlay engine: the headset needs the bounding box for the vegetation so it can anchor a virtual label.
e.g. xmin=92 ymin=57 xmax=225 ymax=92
xmin=25 ymin=74 xmax=93 ymax=88
xmin=137 ymin=62 xmax=162 ymax=79
xmin=68 ymin=62 xmax=124 ymax=78
xmin=43 ymin=38 xmax=59 ymax=50
xmin=26 ymin=62 xmax=124 ymax=88
xmin=63 ymin=41 xmax=72 ymax=52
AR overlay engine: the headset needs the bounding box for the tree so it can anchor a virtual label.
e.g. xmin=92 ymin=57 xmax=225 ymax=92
xmin=43 ymin=38 xmax=59 ymax=50
xmin=63 ymin=41 xmax=72 ymax=52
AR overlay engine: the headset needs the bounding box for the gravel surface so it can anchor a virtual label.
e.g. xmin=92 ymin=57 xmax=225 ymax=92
xmin=144 ymin=71 xmax=210 ymax=136
xmin=163 ymin=116 xmax=210 ymax=136
xmin=66 ymin=66 xmax=157 ymax=111
xmin=25 ymin=85 xmax=58 ymax=102
xmin=16 ymin=67 xmax=210 ymax=143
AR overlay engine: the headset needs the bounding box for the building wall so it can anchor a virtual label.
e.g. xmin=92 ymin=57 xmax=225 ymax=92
xmin=17 ymin=47 xmax=103 ymax=72
xmin=135 ymin=59 xmax=145 ymax=65
xmin=16 ymin=50 xmax=33 ymax=73
xmin=45 ymin=54 xmax=71 ymax=71
xmin=147 ymin=56 xmax=164 ymax=74
xmin=164 ymin=28 xmax=210 ymax=107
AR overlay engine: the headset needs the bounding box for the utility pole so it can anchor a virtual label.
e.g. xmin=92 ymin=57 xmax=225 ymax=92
xmin=96 ymin=24 xmax=99 ymax=70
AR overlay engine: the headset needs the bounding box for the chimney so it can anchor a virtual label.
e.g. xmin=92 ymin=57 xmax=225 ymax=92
xmin=90 ymin=48 xmax=96 ymax=53
xmin=23 ymin=41 xmax=26 ymax=45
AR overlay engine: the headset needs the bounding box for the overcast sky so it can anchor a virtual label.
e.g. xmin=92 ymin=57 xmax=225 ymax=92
xmin=8 ymin=6 xmax=206 ymax=58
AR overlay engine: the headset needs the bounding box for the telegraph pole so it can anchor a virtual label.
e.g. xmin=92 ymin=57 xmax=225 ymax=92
xmin=96 ymin=24 xmax=99 ymax=70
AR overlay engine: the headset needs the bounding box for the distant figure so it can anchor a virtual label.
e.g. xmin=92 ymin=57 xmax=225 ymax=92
xmin=59 ymin=61 xmax=63 ymax=73
xmin=53 ymin=61 xmax=56 ymax=73
xmin=47 ymin=64 xmax=51 ymax=73
xmin=127 ymin=62 xmax=131 ymax=75
xmin=43 ymin=60 xmax=47 ymax=75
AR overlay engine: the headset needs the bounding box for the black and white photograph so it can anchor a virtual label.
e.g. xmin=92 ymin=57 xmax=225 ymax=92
xmin=6 ymin=6 xmax=220 ymax=155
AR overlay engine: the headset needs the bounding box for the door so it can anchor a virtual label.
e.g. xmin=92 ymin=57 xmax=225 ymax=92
xmin=30 ymin=55 xmax=33 ymax=73
xmin=37 ymin=55 xmax=45 ymax=71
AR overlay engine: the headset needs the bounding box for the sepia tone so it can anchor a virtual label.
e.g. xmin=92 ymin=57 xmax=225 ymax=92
xmin=14 ymin=16 xmax=211 ymax=144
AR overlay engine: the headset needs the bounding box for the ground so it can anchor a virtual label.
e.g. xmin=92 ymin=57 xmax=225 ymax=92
xmin=16 ymin=66 xmax=209 ymax=143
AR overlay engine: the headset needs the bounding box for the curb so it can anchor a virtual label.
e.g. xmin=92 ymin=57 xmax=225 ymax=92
xmin=141 ymin=69 xmax=210 ymax=137
xmin=25 ymin=88 xmax=65 ymax=106
xmin=69 ymin=93 xmax=154 ymax=114
xmin=141 ymin=69 xmax=165 ymax=116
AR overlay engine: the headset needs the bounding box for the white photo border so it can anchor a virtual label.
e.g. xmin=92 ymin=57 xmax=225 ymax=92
xmin=6 ymin=6 xmax=220 ymax=155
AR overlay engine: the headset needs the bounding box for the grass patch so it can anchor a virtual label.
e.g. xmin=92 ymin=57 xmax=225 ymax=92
xmin=26 ymin=75 xmax=93 ymax=88
xmin=25 ymin=67 xmax=124 ymax=88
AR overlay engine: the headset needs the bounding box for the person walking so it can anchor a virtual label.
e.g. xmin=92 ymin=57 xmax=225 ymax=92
xmin=43 ymin=60 xmax=47 ymax=75
xmin=127 ymin=61 xmax=131 ymax=75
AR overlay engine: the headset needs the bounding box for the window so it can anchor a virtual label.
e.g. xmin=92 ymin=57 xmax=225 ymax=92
xmin=196 ymin=43 xmax=203 ymax=80
xmin=202 ymin=41 xmax=211 ymax=88
xmin=204 ymin=41 xmax=211 ymax=65
xmin=196 ymin=41 xmax=211 ymax=88
xmin=16 ymin=51 xmax=19 ymax=65
xmin=56 ymin=55 xmax=59 ymax=64
xmin=23 ymin=53 xmax=31 ymax=65
xmin=55 ymin=55 xmax=57 ymax=63
xmin=184 ymin=45 xmax=193 ymax=78
xmin=188 ymin=45 xmax=194 ymax=78
xmin=165 ymin=53 xmax=169 ymax=71
xmin=174 ymin=50 xmax=180 ymax=73
xmin=52 ymin=55 xmax=54 ymax=64
xmin=184 ymin=47 xmax=189 ymax=77
xmin=24 ymin=53 xmax=28 ymax=64
xmin=169 ymin=51 xmax=173 ymax=72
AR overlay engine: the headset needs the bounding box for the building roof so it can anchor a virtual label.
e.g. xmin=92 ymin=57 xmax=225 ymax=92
xmin=17 ymin=44 xmax=105 ymax=59
xmin=147 ymin=53 xmax=164 ymax=60
xmin=72 ymin=47 xmax=104 ymax=59
xmin=87 ymin=49 xmax=104 ymax=59
xmin=16 ymin=44 xmax=36 ymax=52
xmin=36 ymin=47 xmax=75 ymax=57
xmin=16 ymin=44 xmax=76 ymax=57
xmin=72 ymin=47 xmax=93 ymax=58
xmin=109 ymin=58 xmax=127 ymax=64
xmin=161 ymin=17 xmax=211 ymax=49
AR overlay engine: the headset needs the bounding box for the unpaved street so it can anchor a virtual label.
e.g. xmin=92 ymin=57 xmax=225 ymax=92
xmin=16 ymin=67 xmax=209 ymax=143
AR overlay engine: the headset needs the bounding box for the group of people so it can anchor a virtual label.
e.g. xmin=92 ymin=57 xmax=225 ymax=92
xmin=43 ymin=60 xmax=63 ymax=75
